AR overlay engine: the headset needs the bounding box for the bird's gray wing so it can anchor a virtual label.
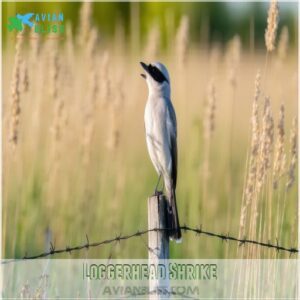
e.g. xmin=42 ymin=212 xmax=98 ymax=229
xmin=166 ymin=99 xmax=177 ymax=188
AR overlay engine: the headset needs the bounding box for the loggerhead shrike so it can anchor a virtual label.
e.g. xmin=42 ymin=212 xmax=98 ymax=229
xmin=140 ymin=61 xmax=182 ymax=242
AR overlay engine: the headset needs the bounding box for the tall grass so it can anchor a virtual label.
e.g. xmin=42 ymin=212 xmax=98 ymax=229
xmin=3 ymin=2 xmax=297 ymax=259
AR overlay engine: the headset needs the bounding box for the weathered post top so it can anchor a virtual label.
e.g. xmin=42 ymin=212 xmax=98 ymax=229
xmin=148 ymin=194 xmax=170 ymax=299
xmin=148 ymin=194 xmax=170 ymax=259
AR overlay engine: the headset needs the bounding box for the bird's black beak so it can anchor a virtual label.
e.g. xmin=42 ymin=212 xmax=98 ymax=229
xmin=140 ymin=61 xmax=148 ymax=79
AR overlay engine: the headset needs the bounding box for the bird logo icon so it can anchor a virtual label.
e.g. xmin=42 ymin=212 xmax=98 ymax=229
xmin=7 ymin=13 xmax=34 ymax=32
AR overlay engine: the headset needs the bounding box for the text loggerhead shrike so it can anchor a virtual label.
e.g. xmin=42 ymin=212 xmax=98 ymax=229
xmin=140 ymin=61 xmax=182 ymax=242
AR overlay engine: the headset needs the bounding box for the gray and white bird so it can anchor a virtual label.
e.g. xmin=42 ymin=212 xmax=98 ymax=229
xmin=140 ymin=61 xmax=181 ymax=242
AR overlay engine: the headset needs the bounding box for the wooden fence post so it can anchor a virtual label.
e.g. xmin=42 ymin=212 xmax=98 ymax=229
xmin=148 ymin=194 xmax=170 ymax=299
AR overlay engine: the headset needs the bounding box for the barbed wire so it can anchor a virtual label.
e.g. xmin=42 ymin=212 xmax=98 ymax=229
xmin=2 ymin=224 xmax=298 ymax=264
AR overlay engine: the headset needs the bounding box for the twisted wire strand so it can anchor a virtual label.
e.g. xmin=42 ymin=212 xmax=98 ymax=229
xmin=2 ymin=225 xmax=298 ymax=264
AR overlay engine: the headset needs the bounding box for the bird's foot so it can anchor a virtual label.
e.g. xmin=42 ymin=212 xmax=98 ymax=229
xmin=153 ymin=190 xmax=163 ymax=197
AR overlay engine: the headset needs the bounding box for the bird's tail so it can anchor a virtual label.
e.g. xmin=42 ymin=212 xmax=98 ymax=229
xmin=167 ymin=186 xmax=182 ymax=242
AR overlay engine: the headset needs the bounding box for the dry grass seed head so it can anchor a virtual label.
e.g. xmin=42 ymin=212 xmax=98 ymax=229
xmin=226 ymin=35 xmax=241 ymax=87
xmin=48 ymin=41 xmax=67 ymax=155
xmin=204 ymin=79 xmax=216 ymax=141
xmin=82 ymin=121 xmax=94 ymax=166
xmin=265 ymin=0 xmax=279 ymax=52
xmin=86 ymin=27 xmax=99 ymax=60
xmin=82 ymin=59 xmax=100 ymax=166
xmin=48 ymin=40 xmax=60 ymax=99
xmin=100 ymin=51 xmax=111 ymax=108
xmin=78 ymin=1 xmax=92 ymax=47
xmin=175 ymin=15 xmax=189 ymax=68
xmin=51 ymin=98 xmax=65 ymax=144
xmin=65 ymin=21 xmax=75 ymax=66
xmin=273 ymin=103 xmax=286 ymax=189
xmin=20 ymin=59 xmax=29 ymax=93
xmin=256 ymin=97 xmax=274 ymax=193
xmin=106 ymin=75 xmax=124 ymax=152
xmin=286 ymin=117 xmax=297 ymax=190
xmin=30 ymin=26 xmax=41 ymax=60
xmin=245 ymin=71 xmax=261 ymax=204
xmin=8 ymin=35 xmax=23 ymax=148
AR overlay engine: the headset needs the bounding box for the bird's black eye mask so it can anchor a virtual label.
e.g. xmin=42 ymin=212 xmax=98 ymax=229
xmin=147 ymin=64 xmax=169 ymax=84
xmin=140 ymin=62 xmax=169 ymax=83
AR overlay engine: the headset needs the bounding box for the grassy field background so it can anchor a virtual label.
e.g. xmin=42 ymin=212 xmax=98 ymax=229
xmin=2 ymin=2 xmax=298 ymax=259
